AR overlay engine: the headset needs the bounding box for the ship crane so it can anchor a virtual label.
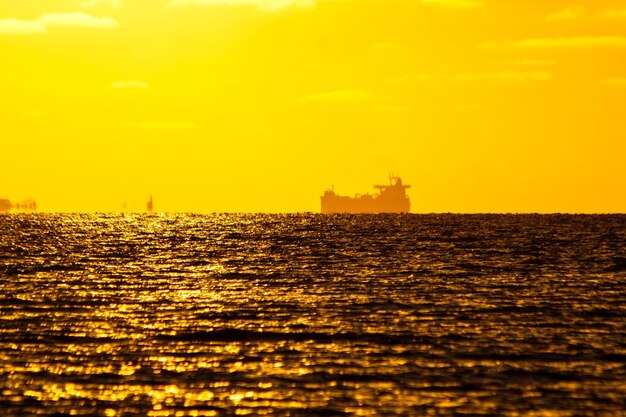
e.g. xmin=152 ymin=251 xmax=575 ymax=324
xmin=373 ymin=176 xmax=411 ymax=192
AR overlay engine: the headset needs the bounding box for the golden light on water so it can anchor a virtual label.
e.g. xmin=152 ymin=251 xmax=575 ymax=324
xmin=3 ymin=0 xmax=626 ymax=400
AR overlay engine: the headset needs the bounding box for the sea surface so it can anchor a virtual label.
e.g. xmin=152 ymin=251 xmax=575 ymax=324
xmin=1 ymin=213 xmax=625 ymax=416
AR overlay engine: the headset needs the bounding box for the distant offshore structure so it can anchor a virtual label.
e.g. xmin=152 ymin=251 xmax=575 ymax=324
xmin=147 ymin=195 xmax=154 ymax=213
xmin=321 ymin=177 xmax=410 ymax=213
xmin=0 ymin=198 xmax=37 ymax=213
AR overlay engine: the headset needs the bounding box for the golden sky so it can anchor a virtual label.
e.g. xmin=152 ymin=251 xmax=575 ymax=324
xmin=2 ymin=0 xmax=625 ymax=213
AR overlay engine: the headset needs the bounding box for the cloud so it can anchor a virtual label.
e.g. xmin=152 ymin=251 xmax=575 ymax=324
xmin=39 ymin=12 xmax=118 ymax=29
xmin=0 ymin=18 xmax=47 ymax=35
xmin=0 ymin=13 xmax=118 ymax=35
xmin=515 ymin=36 xmax=626 ymax=48
xmin=80 ymin=0 xmax=122 ymax=9
xmin=385 ymin=73 xmax=435 ymax=86
xmin=504 ymin=59 xmax=555 ymax=66
xmin=421 ymin=0 xmax=484 ymax=9
xmin=121 ymin=121 xmax=197 ymax=129
xmin=370 ymin=104 xmax=411 ymax=113
xmin=546 ymin=6 xmax=584 ymax=21
xmin=299 ymin=89 xmax=378 ymax=103
xmin=456 ymin=104 xmax=488 ymax=111
xmin=21 ymin=110 xmax=47 ymax=119
xmin=386 ymin=71 xmax=550 ymax=86
xmin=111 ymin=81 xmax=150 ymax=89
xmin=484 ymin=36 xmax=626 ymax=49
xmin=598 ymin=8 xmax=626 ymax=19
xmin=456 ymin=71 xmax=552 ymax=83
xmin=544 ymin=6 xmax=626 ymax=21
xmin=545 ymin=7 xmax=626 ymax=20
xmin=169 ymin=0 xmax=315 ymax=12
xmin=371 ymin=41 xmax=404 ymax=51
xmin=600 ymin=78 xmax=626 ymax=87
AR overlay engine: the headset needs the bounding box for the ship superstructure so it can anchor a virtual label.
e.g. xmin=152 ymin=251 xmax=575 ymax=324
xmin=321 ymin=177 xmax=410 ymax=213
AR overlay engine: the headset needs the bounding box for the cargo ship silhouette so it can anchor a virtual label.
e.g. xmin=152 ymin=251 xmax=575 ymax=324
xmin=321 ymin=177 xmax=410 ymax=213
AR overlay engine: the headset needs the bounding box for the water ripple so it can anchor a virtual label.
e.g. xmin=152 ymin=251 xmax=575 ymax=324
xmin=0 ymin=213 xmax=625 ymax=416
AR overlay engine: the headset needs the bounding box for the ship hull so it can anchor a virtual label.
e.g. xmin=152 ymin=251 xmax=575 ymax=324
xmin=320 ymin=194 xmax=410 ymax=214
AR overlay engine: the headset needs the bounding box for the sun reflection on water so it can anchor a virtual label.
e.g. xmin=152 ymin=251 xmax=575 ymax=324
xmin=1 ymin=214 xmax=625 ymax=415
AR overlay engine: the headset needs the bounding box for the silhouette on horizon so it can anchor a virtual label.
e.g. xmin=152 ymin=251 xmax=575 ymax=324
xmin=147 ymin=195 xmax=154 ymax=213
xmin=321 ymin=177 xmax=410 ymax=213
xmin=0 ymin=198 xmax=37 ymax=213
xmin=0 ymin=198 xmax=10 ymax=213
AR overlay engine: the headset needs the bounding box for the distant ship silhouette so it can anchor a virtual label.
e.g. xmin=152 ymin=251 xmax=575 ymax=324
xmin=321 ymin=177 xmax=410 ymax=213
xmin=0 ymin=198 xmax=37 ymax=213
xmin=0 ymin=199 xmax=10 ymax=213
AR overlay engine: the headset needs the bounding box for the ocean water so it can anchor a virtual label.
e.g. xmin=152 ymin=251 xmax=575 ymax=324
xmin=0 ymin=213 xmax=625 ymax=416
